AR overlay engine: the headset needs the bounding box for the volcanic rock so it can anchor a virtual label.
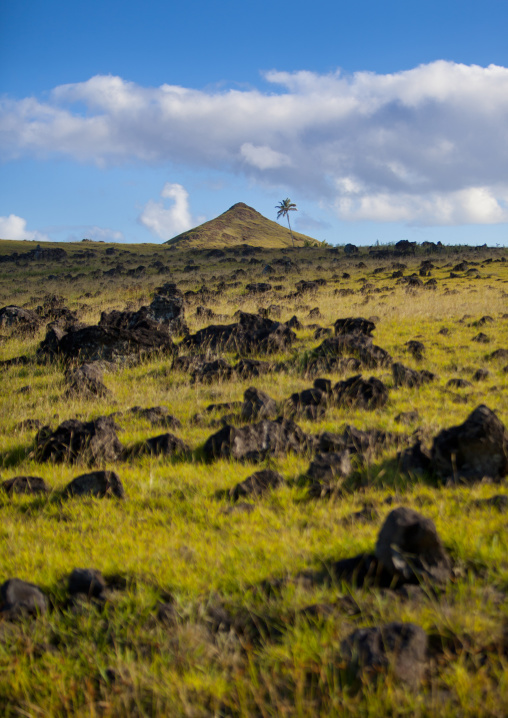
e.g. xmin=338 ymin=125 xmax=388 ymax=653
xmin=34 ymin=416 xmax=124 ymax=465
xmin=333 ymin=374 xmax=389 ymax=410
xmin=203 ymin=417 xmax=314 ymax=462
xmin=431 ymin=404 xmax=508 ymax=482
xmin=63 ymin=470 xmax=125 ymax=499
xmin=68 ymin=568 xmax=107 ymax=599
xmin=65 ymin=363 xmax=110 ymax=399
xmin=183 ymin=311 xmax=296 ymax=355
xmin=229 ymin=469 xmax=284 ymax=501
xmin=375 ymin=507 xmax=452 ymax=585
xmin=0 ymin=578 xmax=48 ymax=619
xmin=341 ymin=622 xmax=428 ymax=687
xmin=240 ymin=387 xmax=277 ymax=422
xmin=0 ymin=305 xmax=39 ymax=333
xmin=0 ymin=476 xmax=50 ymax=495
xmin=392 ymin=363 xmax=436 ymax=388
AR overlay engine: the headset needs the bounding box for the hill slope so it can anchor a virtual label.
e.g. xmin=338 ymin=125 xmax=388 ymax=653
xmin=164 ymin=202 xmax=320 ymax=249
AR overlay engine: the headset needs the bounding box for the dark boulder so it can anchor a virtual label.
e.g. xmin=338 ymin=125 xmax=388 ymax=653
xmin=392 ymin=363 xmax=436 ymax=388
xmin=431 ymin=405 xmax=508 ymax=482
xmin=234 ymin=358 xmax=272 ymax=379
xmin=375 ymin=507 xmax=452 ymax=585
xmin=333 ymin=374 xmax=389 ymax=410
xmin=203 ymin=417 xmax=314 ymax=462
xmin=446 ymin=378 xmax=473 ymax=389
xmin=38 ymin=307 xmax=177 ymax=363
xmin=240 ymin=387 xmax=277 ymax=422
xmin=68 ymin=568 xmax=107 ymax=599
xmin=147 ymin=282 xmax=187 ymax=335
xmin=63 ymin=470 xmax=125 ymax=499
xmin=131 ymin=433 xmax=189 ymax=458
xmin=318 ymin=425 xmax=401 ymax=462
xmin=311 ymin=333 xmax=392 ymax=370
xmin=0 ymin=578 xmax=48 ymax=619
xmin=0 ymin=305 xmax=39 ymax=333
xmin=229 ymin=469 xmax=284 ymax=501
xmin=306 ymin=451 xmax=352 ymax=496
xmin=1 ymin=475 xmax=49 ymax=495
xmin=190 ymin=359 xmax=234 ymax=384
xmin=65 ymin=362 xmax=110 ymax=399
xmin=183 ymin=312 xmax=296 ymax=355
xmin=472 ymin=332 xmax=490 ymax=344
xmin=341 ymin=622 xmax=427 ymax=687
xmin=34 ymin=416 xmax=124 ymax=465
xmin=129 ymin=406 xmax=182 ymax=429
xmin=286 ymin=386 xmax=327 ymax=420
xmin=245 ymin=282 xmax=272 ymax=293
xmin=334 ymin=317 xmax=375 ymax=337
xmin=405 ymin=340 xmax=425 ymax=360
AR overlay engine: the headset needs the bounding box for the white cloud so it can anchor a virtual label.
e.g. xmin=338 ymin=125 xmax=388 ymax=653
xmin=0 ymin=214 xmax=49 ymax=241
xmin=138 ymin=183 xmax=200 ymax=239
xmin=240 ymin=142 xmax=291 ymax=169
xmin=2 ymin=62 xmax=508 ymax=225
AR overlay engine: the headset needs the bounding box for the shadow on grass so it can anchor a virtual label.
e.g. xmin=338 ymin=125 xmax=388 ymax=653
xmin=290 ymin=455 xmax=441 ymax=503
xmin=0 ymin=443 xmax=32 ymax=469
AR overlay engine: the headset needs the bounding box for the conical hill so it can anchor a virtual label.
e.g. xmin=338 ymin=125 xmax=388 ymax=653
xmin=164 ymin=202 xmax=319 ymax=249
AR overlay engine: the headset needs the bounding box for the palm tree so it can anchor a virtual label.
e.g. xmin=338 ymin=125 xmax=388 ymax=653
xmin=275 ymin=198 xmax=297 ymax=248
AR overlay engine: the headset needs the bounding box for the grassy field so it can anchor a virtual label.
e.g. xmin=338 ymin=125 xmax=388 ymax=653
xmin=0 ymin=238 xmax=507 ymax=716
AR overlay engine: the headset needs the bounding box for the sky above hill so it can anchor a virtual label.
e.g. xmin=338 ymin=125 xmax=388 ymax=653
xmin=1 ymin=0 xmax=508 ymax=246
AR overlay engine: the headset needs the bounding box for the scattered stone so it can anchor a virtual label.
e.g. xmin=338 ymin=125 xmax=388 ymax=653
xmin=395 ymin=410 xmax=420 ymax=425
xmin=375 ymin=507 xmax=452 ymax=585
xmin=130 ymin=433 xmax=189 ymax=458
xmin=306 ymin=452 xmax=352 ymax=497
xmin=65 ymin=362 xmax=110 ymax=399
xmin=203 ymin=417 xmax=314 ymax=462
xmin=0 ymin=305 xmax=39 ymax=333
xmin=234 ymin=358 xmax=272 ymax=379
xmin=487 ymin=348 xmax=508 ymax=362
xmin=68 ymin=568 xmax=107 ymax=599
xmin=129 ymin=406 xmax=181 ymax=429
xmin=34 ymin=416 xmax=124 ymax=465
xmin=333 ymin=374 xmax=389 ymax=410
xmin=190 ymin=358 xmax=233 ymax=384
xmin=229 ymin=469 xmax=284 ymax=501
xmin=0 ymin=578 xmax=48 ymax=619
xmin=446 ymin=378 xmax=473 ymax=389
xmin=472 ymin=368 xmax=490 ymax=382
xmin=183 ymin=312 xmax=295 ymax=355
xmin=334 ymin=317 xmax=375 ymax=337
xmin=392 ymin=363 xmax=436 ymax=388
xmin=62 ymin=470 xmax=125 ymax=499
xmin=317 ymin=425 xmax=400 ymax=462
xmin=431 ymin=405 xmax=508 ymax=482
xmin=472 ymin=332 xmax=490 ymax=343
xmin=405 ymin=340 xmax=425 ymax=360
xmin=340 ymin=622 xmax=428 ymax=687
xmin=0 ymin=476 xmax=49 ymax=495
xmin=398 ymin=441 xmax=432 ymax=476
xmin=473 ymin=495 xmax=508 ymax=512
xmin=240 ymin=387 xmax=277 ymax=422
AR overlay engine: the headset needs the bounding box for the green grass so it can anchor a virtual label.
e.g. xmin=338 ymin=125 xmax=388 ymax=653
xmin=0 ymin=239 xmax=507 ymax=716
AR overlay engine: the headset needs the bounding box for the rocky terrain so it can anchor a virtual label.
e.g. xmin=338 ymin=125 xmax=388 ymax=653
xmin=0 ymin=236 xmax=507 ymax=716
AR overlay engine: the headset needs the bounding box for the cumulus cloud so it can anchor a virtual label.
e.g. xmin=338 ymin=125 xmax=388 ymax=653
xmin=2 ymin=62 xmax=508 ymax=225
xmin=240 ymin=143 xmax=291 ymax=169
xmin=0 ymin=214 xmax=49 ymax=241
xmin=139 ymin=183 xmax=200 ymax=239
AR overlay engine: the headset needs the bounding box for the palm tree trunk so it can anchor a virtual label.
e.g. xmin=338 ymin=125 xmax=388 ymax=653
xmin=287 ymin=215 xmax=295 ymax=248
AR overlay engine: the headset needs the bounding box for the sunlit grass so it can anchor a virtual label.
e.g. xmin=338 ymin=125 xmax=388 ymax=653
xmin=0 ymin=241 xmax=507 ymax=715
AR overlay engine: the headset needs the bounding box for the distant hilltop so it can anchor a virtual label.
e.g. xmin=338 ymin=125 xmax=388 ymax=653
xmin=164 ymin=202 xmax=321 ymax=249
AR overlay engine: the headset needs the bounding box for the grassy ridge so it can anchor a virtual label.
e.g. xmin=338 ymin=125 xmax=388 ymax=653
xmin=0 ymin=239 xmax=507 ymax=716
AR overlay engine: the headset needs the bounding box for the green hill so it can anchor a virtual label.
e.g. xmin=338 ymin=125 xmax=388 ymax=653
xmin=164 ymin=202 xmax=321 ymax=249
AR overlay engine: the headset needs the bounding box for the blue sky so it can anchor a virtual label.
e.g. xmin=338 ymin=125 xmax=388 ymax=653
xmin=1 ymin=0 xmax=508 ymax=246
